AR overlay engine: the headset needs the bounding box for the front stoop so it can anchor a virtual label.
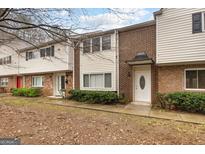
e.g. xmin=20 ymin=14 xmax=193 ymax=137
xmin=46 ymin=101 xmax=205 ymax=125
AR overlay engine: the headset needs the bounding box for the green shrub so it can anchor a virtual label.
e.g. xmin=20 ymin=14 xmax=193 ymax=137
xmin=68 ymin=90 xmax=119 ymax=104
xmin=156 ymin=92 xmax=205 ymax=114
xmin=11 ymin=88 xmax=41 ymax=97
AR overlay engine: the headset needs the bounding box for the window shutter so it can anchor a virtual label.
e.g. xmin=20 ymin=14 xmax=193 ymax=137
xmin=8 ymin=56 xmax=11 ymax=64
xmin=26 ymin=52 xmax=28 ymax=60
xmin=192 ymin=12 xmax=202 ymax=33
xmin=51 ymin=46 xmax=54 ymax=56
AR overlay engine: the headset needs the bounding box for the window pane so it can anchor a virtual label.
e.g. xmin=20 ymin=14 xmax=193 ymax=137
xmin=46 ymin=47 xmax=51 ymax=56
xmin=92 ymin=37 xmax=100 ymax=52
xmin=90 ymin=74 xmax=96 ymax=87
xmin=83 ymin=74 xmax=89 ymax=87
xmin=95 ymin=74 xmax=104 ymax=87
xmin=198 ymin=70 xmax=205 ymax=89
xmin=102 ymin=35 xmax=111 ymax=50
xmin=90 ymin=74 xmax=103 ymax=88
xmin=186 ymin=70 xmax=197 ymax=88
xmin=83 ymin=39 xmax=90 ymax=53
xmin=105 ymin=73 xmax=112 ymax=88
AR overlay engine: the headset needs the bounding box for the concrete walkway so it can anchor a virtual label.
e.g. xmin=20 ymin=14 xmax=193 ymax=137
xmin=46 ymin=100 xmax=205 ymax=125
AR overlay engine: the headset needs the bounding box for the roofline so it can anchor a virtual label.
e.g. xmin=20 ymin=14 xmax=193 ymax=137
xmin=153 ymin=8 xmax=163 ymax=19
xmin=75 ymin=20 xmax=156 ymax=39
xmin=19 ymin=39 xmax=67 ymax=53
xmin=76 ymin=29 xmax=115 ymax=39
xmin=117 ymin=20 xmax=155 ymax=32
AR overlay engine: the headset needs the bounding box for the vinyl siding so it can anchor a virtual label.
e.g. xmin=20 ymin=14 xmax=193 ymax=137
xmin=156 ymin=8 xmax=205 ymax=64
xmin=19 ymin=42 xmax=73 ymax=74
xmin=0 ymin=45 xmax=19 ymax=76
xmin=80 ymin=33 xmax=117 ymax=91
xmin=0 ymin=41 xmax=73 ymax=76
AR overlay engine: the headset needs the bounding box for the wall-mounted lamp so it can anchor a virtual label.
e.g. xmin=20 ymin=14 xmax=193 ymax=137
xmin=128 ymin=72 xmax=131 ymax=77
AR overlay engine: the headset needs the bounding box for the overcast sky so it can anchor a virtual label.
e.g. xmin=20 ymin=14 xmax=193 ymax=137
xmin=69 ymin=8 xmax=159 ymax=33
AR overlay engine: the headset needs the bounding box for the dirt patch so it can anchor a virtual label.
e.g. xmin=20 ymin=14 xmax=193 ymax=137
xmin=0 ymin=96 xmax=205 ymax=144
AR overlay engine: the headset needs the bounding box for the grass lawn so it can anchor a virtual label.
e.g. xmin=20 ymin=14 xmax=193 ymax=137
xmin=0 ymin=95 xmax=205 ymax=144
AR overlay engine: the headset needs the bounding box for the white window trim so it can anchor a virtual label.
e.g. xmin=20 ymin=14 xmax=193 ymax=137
xmin=0 ymin=78 xmax=8 ymax=87
xmin=184 ymin=68 xmax=205 ymax=91
xmin=32 ymin=76 xmax=43 ymax=88
xmin=82 ymin=72 xmax=112 ymax=89
xmin=202 ymin=12 xmax=205 ymax=32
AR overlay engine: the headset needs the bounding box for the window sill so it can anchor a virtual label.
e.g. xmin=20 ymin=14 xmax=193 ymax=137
xmin=185 ymin=88 xmax=205 ymax=92
xmin=32 ymin=86 xmax=44 ymax=88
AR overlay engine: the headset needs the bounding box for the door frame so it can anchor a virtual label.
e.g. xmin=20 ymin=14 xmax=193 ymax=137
xmin=53 ymin=72 xmax=66 ymax=96
xmin=132 ymin=65 xmax=151 ymax=104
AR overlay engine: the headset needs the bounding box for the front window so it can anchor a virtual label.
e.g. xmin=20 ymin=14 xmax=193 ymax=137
xmin=83 ymin=73 xmax=112 ymax=88
xmin=102 ymin=35 xmax=111 ymax=50
xmin=32 ymin=76 xmax=43 ymax=87
xmin=0 ymin=78 xmax=8 ymax=87
xmin=185 ymin=69 xmax=205 ymax=89
xmin=90 ymin=74 xmax=104 ymax=88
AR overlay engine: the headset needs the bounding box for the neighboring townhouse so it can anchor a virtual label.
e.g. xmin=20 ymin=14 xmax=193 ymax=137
xmin=155 ymin=8 xmax=205 ymax=93
xmin=0 ymin=39 xmax=74 ymax=96
xmin=74 ymin=30 xmax=119 ymax=93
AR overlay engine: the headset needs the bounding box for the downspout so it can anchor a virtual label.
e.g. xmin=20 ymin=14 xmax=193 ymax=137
xmin=115 ymin=30 xmax=120 ymax=95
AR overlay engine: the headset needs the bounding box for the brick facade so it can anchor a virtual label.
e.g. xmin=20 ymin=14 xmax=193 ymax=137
xmin=74 ymin=44 xmax=80 ymax=89
xmin=0 ymin=76 xmax=16 ymax=93
xmin=158 ymin=64 xmax=205 ymax=93
xmin=24 ymin=72 xmax=73 ymax=96
xmin=119 ymin=24 xmax=157 ymax=102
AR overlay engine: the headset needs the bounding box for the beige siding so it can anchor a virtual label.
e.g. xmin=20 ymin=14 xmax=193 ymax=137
xmin=0 ymin=41 xmax=73 ymax=76
xmin=156 ymin=8 xmax=205 ymax=64
xmin=80 ymin=33 xmax=117 ymax=91
xmin=19 ymin=42 xmax=73 ymax=74
xmin=0 ymin=45 xmax=19 ymax=76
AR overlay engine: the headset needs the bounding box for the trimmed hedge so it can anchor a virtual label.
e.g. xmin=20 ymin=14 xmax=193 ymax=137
xmin=157 ymin=92 xmax=205 ymax=114
xmin=12 ymin=88 xmax=41 ymax=97
xmin=68 ymin=90 xmax=119 ymax=104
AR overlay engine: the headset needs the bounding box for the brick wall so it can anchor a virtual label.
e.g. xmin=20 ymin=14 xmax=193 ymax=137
xmin=74 ymin=43 xmax=80 ymax=89
xmin=0 ymin=76 xmax=16 ymax=93
xmin=119 ymin=24 xmax=156 ymax=102
xmin=158 ymin=64 xmax=205 ymax=93
xmin=24 ymin=72 xmax=73 ymax=96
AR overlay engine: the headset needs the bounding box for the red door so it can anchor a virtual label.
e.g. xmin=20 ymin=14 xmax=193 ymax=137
xmin=16 ymin=76 xmax=22 ymax=88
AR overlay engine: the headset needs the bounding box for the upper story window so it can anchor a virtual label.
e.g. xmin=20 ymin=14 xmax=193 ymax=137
xmin=102 ymin=35 xmax=111 ymax=50
xmin=0 ymin=78 xmax=8 ymax=87
xmin=92 ymin=37 xmax=100 ymax=52
xmin=83 ymin=39 xmax=91 ymax=53
xmin=40 ymin=46 xmax=54 ymax=58
xmin=82 ymin=35 xmax=112 ymax=53
xmin=192 ymin=12 xmax=205 ymax=33
xmin=26 ymin=51 xmax=35 ymax=61
xmin=185 ymin=69 xmax=205 ymax=89
xmin=0 ymin=56 xmax=11 ymax=65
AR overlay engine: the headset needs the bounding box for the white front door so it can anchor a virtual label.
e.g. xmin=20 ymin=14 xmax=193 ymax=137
xmin=55 ymin=73 xmax=66 ymax=96
xmin=134 ymin=66 xmax=151 ymax=103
